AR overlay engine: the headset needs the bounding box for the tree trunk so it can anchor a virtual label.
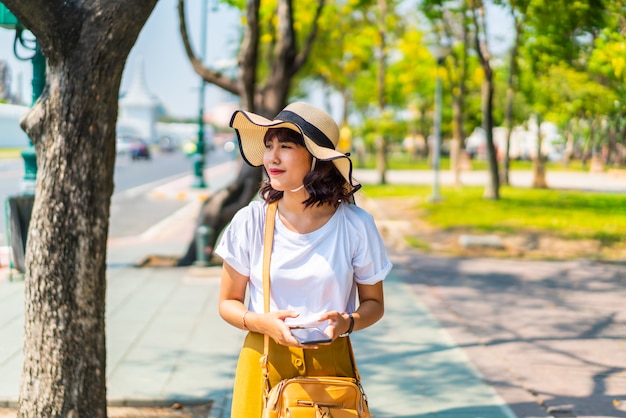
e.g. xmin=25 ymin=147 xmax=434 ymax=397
xmin=482 ymin=79 xmax=500 ymax=199
xmin=375 ymin=135 xmax=387 ymax=185
xmin=501 ymin=39 xmax=519 ymax=186
xmin=470 ymin=2 xmax=499 ymax=200
xmin=177 ymin=164 xmax=262 ymax=266
xmin=562 ymin=119 xmax=574 ymax=168
xmin=449 ymin=6 xmax=469 ymax=187
xmin=605 ymin=122 xmax=616 ymax=166
xmin=501 ymin=83 xmax=513 ymax=186
xmin=449 ymin=136 xmax=460 ymax=184
xmin=420 ymin=102 xmax=430 ymax=159
xmin=20 ymin=72 xmax=112 ymax=418
xmin=532 ymin=114 xmax=548 ymax=188
xmin=3 ymin=1 xmax=157 ymax=416
xmin=501 ymin=2 xmax=526 ymax=186
xmin=450 ymin=95 xmax=464 ymax=186
xmin=615 ymin=117 xmax=626 ymax=168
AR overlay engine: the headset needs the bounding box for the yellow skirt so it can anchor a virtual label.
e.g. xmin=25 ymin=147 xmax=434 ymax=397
xmin=230 ymin=332 xmax=356 ymax=418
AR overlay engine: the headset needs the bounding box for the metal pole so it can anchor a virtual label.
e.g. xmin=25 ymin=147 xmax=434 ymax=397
xmin=430 ymin=59 xmax=443 ymax=202
xmin=20 ymin=41 xmax=45 ymax=195
xmin=1 ymin=5 xmax=42 ymax=275
xmin=192 ymin=0 xmax=208 ymax=188
xmin=194 ymin=225 xmax=211 ymax=266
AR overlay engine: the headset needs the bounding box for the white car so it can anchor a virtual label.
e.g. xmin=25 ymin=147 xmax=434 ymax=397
xmin=116 ymin=136 xmax=135 ymax=155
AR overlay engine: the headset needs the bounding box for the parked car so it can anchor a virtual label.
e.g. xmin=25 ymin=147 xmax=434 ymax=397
xmin=158 ymin=136 xmax=178 ymax=153
xmin=129 ymin=139 xmax=151 ymax=160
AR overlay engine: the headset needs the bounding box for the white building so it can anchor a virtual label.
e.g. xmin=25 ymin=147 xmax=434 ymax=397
xmin=117 ymin=57 xmax=161 ymax=143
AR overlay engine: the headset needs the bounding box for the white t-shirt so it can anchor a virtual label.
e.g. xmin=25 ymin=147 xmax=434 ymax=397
xmin=215 ymin=200 xmax=392 ymax=328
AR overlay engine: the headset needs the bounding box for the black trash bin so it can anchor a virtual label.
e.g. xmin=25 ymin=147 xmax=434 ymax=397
xmin=6 ymin=195 xmax=34 ymax=274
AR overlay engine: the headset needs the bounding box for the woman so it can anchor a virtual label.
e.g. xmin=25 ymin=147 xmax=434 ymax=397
xmin=215 ymin=101 xmax=392 ymax=417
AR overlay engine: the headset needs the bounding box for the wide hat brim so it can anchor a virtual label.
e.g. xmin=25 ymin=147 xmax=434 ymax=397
xmin=229 ymin=106 xmax=359 ymax=193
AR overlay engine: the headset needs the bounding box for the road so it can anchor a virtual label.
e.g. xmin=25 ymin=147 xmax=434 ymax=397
xmin=0 ymin=146 xmax=235 ymax=246
xmin=352 ymin=168 xmax=626 ymax=193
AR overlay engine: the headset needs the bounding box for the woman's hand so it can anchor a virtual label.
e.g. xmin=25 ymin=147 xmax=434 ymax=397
xmin=254 ymin=310 xmax=301 ymax=346
xmin=317 ymin=311 xmax=351 ymax=341
xmin=219 ymin=264 xmax=309 ymax=347
xmin=247 ymin=310 xmax=322 ymax=348
xmin=317 ymin=282 xmax=385 ymax=341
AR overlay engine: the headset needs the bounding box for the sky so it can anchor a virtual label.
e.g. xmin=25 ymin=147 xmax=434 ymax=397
xmin=1 ymin=1 xmax=512 ymax=120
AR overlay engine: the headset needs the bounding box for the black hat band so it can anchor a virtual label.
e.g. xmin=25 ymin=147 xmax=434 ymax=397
xmin=275 ymin=110 xmax=335 ymax=150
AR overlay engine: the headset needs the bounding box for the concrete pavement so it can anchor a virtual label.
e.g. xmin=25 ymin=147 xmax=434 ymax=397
xmin=1 ymin=264 xmax=523 ymax=417
xmin=0 ymin=165 xmax=624 ymax=417
xmin=385 ymin=250 xmax=626 ymax=418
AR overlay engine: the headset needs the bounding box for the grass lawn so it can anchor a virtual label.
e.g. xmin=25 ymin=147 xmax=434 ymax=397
xmin=362 ymin=184 xmax=626 ymax=247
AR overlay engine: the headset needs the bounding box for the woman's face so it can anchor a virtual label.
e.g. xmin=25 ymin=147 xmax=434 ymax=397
xmin=263 ymin=133 xmax=313 ymax=192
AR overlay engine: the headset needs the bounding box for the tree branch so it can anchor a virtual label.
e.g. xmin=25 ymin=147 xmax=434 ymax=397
xmin=469 ymin=0 xmax=491 ymax=77
xmin=291 ymin=0 xmax=325 ymax=76
xmin=177 ymin=0 xmax=239 ymax=95
xmin=238 ymin=0 xmax=260 ymax=111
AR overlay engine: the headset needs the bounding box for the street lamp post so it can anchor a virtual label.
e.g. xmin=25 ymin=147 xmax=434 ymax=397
xmin=429 ymin=43 xmax=450 ymax=202
xmin=1 ymin=3 xmax=46 ymax=274
xmin=20 ymin=42 xmax=44 ymax=194
xmin=192 ymin=0 xmax=209 ymax=189
xmin=0 ymin=3 xmax=45 ymax=194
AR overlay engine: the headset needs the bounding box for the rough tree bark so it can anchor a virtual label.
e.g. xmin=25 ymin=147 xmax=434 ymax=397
xmin=2 ymin=1 xmax=156 ymax=417
xmin=177 ymin=0 xmax=325 ymax=265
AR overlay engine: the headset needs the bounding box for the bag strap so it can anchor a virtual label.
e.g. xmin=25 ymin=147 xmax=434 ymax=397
xmin=260 ymin=200 xmax=362 ymax=403
xmin=261 ymin=200 xmax=278 ymax=403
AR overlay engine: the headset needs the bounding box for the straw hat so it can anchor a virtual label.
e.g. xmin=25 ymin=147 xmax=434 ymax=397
xmin=229 ymin=102 xmax=359 ymax=193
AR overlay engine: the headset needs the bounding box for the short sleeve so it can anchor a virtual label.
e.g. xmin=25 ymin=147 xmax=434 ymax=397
xmin=349 ymin=207 xmax=392 ymax=285
xmin=214 ymin=204 xmax=257 ymax=276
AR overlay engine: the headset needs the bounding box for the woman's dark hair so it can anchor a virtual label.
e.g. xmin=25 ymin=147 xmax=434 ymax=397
xmin=259 ymin=127 xmax=353 ymax=207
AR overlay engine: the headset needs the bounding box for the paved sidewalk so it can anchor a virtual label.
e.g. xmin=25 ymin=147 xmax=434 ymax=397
xmin=0 ymin=167 xmax=623 ymax=417
xmin=0 ymin=264 xmax=522 ymax=418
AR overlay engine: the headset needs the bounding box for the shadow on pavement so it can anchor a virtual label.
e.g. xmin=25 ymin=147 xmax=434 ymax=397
xmin=391 ymin=251 xmax=626 ymax=417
